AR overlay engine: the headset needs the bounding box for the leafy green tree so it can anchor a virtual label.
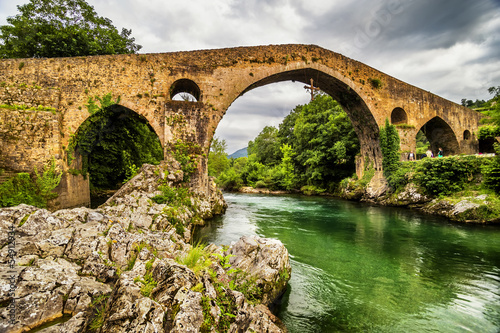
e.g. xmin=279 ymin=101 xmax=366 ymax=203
xmin=278 ymin=106 xmax=300 ymax=146
xmin=277 ymin=143 xmax=296 ymax=190
xmin=292 ymin=94 xmax=359 ymax=187
xmin=208 ymin=136 xmax=230 ymax=177
xmin=379 ymin=118 xmax=400 ymax=179
xmin=247 ymin=126 xmax=282 ymax=165
xmin=0 ymin=0 xmax=141 ymax=58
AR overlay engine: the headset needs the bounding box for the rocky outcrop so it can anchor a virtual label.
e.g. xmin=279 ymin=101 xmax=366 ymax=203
xmin=349 ymin=179 xmax=498 ymax=223
xmin=0 ymin=164 xmax=290 ymax=333
xmin=421 ymin=194 xmax=500 ymax=223
xmin=226 ymin=236 xmax=291 ymax=307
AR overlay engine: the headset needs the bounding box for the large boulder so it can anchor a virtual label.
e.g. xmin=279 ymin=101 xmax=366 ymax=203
xmin=226 ymin=235 xmax=291 ymax=306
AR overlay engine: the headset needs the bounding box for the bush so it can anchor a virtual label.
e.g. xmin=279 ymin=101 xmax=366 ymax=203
xmin=386 ymin=162 xmax=416 ymax=193
xmin=413 ymin=156 xmax=485 ymax=196
xmin=217 ymin=168 xmax=244 ymax=191
xmin=482 ymin=144 xmax=500 ymax=193
xmin=0 ymin=158 xmax=61 ymax=208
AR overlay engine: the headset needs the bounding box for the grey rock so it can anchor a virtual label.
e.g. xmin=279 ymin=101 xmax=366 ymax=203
xmin=228 ymin=235 xmax=291 ymax=306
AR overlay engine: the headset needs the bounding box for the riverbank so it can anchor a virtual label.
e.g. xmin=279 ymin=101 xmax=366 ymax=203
xmin=232 ymin=181 xmax=500 ymax=224
xmin=0 ymin=163 xmax=291 ymax=333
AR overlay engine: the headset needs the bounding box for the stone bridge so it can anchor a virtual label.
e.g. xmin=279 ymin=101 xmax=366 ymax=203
xmin=0 ymin=44 xmax=482 ymax=208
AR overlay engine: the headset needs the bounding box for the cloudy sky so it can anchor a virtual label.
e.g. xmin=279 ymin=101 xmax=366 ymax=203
xmin=1 ymin=0 xmax=500 ymax=154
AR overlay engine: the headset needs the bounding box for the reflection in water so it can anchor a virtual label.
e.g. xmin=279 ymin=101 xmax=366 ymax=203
xmin=194 ymin=193 xmax=500 ymax=332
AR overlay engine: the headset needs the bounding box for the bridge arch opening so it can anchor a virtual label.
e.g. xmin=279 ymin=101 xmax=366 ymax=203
xmin=212 ymin=81 xmax=362 ymax=190
xmin=463 ymin=130 xmax=471 ymax=140
xmin=170 ymin=79 xmax=201 ymax=102
xmin=234 ymin=68 xmax=382 ymax=173
xmin=71 ymin=104 xmax=163 ymax=204
xmin=391 ymin=107 xmax=408 ymax=125
xmin=212 ymin=67 xmax=381 ymax=191
xmin=417 ymin=116 xmax=459 ymax=157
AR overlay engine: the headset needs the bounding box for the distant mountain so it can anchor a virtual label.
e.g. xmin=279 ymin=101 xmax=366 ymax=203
xmin=228 ymin=147 xmax=247 ymax=159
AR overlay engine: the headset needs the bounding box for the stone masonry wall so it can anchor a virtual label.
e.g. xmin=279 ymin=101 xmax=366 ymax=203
xmin=0 ymin=44 xmax=484 ymax=207
xmin=0 ymin=109 xmax=62 ymax=172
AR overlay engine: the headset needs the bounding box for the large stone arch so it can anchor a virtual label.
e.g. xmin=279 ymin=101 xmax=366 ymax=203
xmin=212 ymin=67 xmax=383 ymax=176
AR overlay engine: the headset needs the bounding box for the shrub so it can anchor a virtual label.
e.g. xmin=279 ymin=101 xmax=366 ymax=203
xmin=413 ymin=156 xmax=485 ymax=196
xmin=369 ymin=78 xmax=382 ymax=89
xmin=177 ymin=243 xmax=212 ymax=275
xmin=482 ymin=144 xmax=500 ymax=193
xmin=386 ymin=161 xmax=416 ymax=193
xmin=0 ymin=158 xmax=61 ymax=208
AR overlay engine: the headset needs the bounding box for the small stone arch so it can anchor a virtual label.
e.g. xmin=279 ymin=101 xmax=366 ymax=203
xmin=463 ymin=130 xmax=471 ymax=140
xmin=170 ymin=79 xmax=201 ymax=102
xmin=418 ymin=116 xmax=459 ymax=156
xmin=391 ymin=107 xmax=408 ymax=124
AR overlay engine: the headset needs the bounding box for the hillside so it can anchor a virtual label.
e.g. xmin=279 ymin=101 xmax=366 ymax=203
xmin=229 ymin=147 xmax=247 ymax=159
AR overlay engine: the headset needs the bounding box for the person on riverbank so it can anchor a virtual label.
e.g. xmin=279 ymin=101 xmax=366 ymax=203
xmin=438 ymin=148 xmax=444 ymax=157
xmin=408 ymin=152 xmax=415 ymax=161
xmin=426 ymin=149 xmax=434 ymax=158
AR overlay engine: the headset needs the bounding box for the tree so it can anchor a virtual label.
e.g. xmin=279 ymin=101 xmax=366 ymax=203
xmin=208 ymin=136 xmax=230 ymax=177
xmin=0 ymin=0 xmax=141 ymax=58
xmin=292 ymin=94 xmax=359 ymax=187
xmin=379 ymin=118 xmax=400 ymax=178
xmin=247 ymin=126 xmax=282 ymax=166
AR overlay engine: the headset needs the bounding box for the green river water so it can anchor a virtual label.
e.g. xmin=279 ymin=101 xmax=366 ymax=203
xmin=194 ymin=193 xmax=500 ymax=333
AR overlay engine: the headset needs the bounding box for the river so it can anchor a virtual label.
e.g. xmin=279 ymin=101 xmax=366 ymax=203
xmin=194 ymin=193 xmax=500 ymax=333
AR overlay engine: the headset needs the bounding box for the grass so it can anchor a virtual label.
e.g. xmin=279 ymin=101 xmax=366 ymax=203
xmin=176 ymin=243 xmax=212 ymax=275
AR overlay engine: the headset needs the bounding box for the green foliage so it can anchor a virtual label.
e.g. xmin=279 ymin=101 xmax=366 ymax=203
xmin=477 ymin=86 xmax=500 ymax=137
xmin=369 ymin=78 xmax=382 ymax=89
xmin=70 ymin=94 xmax=163 ymax=190
xmin=247 ymin=126 xmax=282 ymax=165
xmin=300 ymin=185 xmax=326 ymax=195
xmin=136 ymin=272 xmax=157 ymax=297
xmin=386 ymin=162 xmax=416 ymax=193
xmin=477 ymin=124 xmax=500 ymax=140
xmin=276 ymin=143 xmax=296 ymax=190
xmin=170 ymin=140 xmax=201 ymax=182
xmin=89 ymin=294 xmax=109 ymax=330
xmin=207 ymin=136 xmax=229 ymax=177
xmin=416 ymin=130 xmax=430 ymax=156
xmin=413 ymin=156 xmax=486 ymax=196
xmin=0 ymin=103 xmax=56 ymax=112
xmin=0 ymin=158 xmax=61 ymax=208
xmin=212 ymin=94 xmax=360 ymax=192
xmin=135 ymin=259 xmax=157 ymax=298
xmin=86 ymin=93 xmax=121 ymax=115
xmin=176 ymin=243 xmax=212 ymax=275
xmin=482 ymin=144 xmax=500 ymax=193
xmin=216 ymin=158 xmax=246 ymax=190
xmin=379 ymin=118 xmax=401 ymax=179
xmin=34 ymin=157 xmax=62 ymax=201
xmin=290 ymin=94 xmax=360 ymax=187
xmin=0 ymin=0 xmax=141 ymax=59
xmin=226 ymin=269 xmax=263 ymax=304
xmin=152 ymin=185 xmax=192 ymax=207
